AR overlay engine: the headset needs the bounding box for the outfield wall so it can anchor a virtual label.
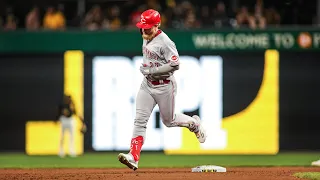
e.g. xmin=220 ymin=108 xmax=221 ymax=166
xmin=0 ymin=29 xmax=319 ymax=153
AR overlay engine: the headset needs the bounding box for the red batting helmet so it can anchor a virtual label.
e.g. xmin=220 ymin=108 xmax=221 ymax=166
xmin=136 ymin=9 xmax=161 ymax=29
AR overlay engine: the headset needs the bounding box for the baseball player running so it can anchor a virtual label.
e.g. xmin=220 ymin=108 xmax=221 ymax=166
xmin=118 ymin=9 xmax=207 ymax=171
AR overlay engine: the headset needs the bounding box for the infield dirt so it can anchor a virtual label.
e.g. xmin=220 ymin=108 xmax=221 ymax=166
xmin=1 ymin=167 xmax=320 ymax=180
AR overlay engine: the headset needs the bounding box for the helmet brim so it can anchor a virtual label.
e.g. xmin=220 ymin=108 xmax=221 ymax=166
xmin=136 ymin=22 xmax=154 ymax=29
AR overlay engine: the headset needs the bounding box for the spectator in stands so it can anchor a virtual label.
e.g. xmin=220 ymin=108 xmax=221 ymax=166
xmin=199 ymin=5 xmax=212 ymax=28
xmin=43 ymin=6 xmax=66 ymax=30
xmin=4 ymin=16 xmax=17 ymax=30
xmin=25 ymin=7 xmax=40 ymax=30
xmin=83 ymin=5 xmax=103 ymax=31
xmin=182 ymin=1 xmax=201 ymax=29
xmin=161 ymin=0 xmax=177 ymax=29
xmin=265 ymin=7 xmax=281 ymax=26
xmin=183 ymin=9 xmax=200 ymax=29
xmin=250 ymin=3 xmax=266 ymax=29
xmin=212 ymin=1 xmax=231 ymax=28
xmin=146 ymin=0 xmax=162 ymax=12
xmin=236 ymin=6 xmax=255 ymax=29
xmin=171 ymin=1 xmax=190 ymax=29
xmin=102 ymin=5 xmax=122 ymax=30
xmin=3 ymin=7 xmax=18 ymax=30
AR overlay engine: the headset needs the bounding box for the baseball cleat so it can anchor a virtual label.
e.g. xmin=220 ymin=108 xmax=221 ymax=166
xmin=311 ymin=160 xmax=320 ymax=166
xmin=192 ymin=115 xmax=207 ymax=143
xmin=118 ymin=153 xmax=139 ymax=171
xmin=58 ymin=152 xmax=65 ymax=158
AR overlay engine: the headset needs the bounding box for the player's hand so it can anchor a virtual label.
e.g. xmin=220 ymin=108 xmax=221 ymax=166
xmin=80 ymin=122 xmax=87 ymax=134
xmin=140 ymin=64 xmax=152 ymax=75
xmin=78 ymin=116 xmax=84 ymax=122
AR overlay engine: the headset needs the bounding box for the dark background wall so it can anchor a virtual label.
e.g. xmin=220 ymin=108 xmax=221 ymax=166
xmin=0 ymin=54 xmax=64 ymax=151
xmin=280 ymin=52 xmax=320 ymax=150
xmin=1 ymin=52 xmax=320 ymax=151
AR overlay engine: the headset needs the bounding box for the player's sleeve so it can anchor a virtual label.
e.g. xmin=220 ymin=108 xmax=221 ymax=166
xmin=162 ymin=41 xmax=179 ymax=67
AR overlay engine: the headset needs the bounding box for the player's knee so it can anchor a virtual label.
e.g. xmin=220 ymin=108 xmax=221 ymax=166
xmin=162 ymin=118 xmax=174 ymax=127
xmin=160 ymin=114 xmax=175 ymax=127
xmin=134 ymin=118 xmax=148 ymax=128
xmin=162 ymin=121 xmax=171 ymax=127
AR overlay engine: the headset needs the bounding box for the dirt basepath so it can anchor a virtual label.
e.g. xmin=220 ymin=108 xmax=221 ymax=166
xmin=1 ymin=167 xmax=320 ymax=180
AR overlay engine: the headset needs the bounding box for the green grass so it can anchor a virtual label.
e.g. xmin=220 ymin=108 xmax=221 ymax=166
xmin=294 ymin=172 xmax=320 ymax=180
xmin=0 ymin=152 xmax=319 ymax=168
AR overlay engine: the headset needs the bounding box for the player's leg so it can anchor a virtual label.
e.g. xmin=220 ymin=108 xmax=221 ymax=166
xmin=68 ymin=117 xmax=76 ymax=157
xmin=59 ymin=116 xmax=66 ymax=157
xmin=118 ymin=84 xmax=156 ymax=170
xmin=155 ymin=79 xmax=207 ymax=143
xmin=154 ymin=80 xmax=193 ymax=127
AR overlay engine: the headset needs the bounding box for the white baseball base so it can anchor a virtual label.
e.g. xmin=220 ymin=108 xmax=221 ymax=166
xmin=191 ymin=165 xmax=227 ymax=172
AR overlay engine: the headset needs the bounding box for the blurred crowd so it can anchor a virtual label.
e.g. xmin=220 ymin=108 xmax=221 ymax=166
xmin=0 ymin=0 xmax=317 ymax=31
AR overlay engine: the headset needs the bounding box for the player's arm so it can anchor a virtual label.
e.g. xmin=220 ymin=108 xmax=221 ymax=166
xmin=70 ymin=100 xmax=87 ymax=133
xmin=150 ymin=62 xmax=179 ymax=75
xmin=70 ymin=101 xmax=84 ymax=122
xmin=141 ymin=63 xmax=179 ymax=75
xmin=156 ymin=41 xmax=180 ymax=74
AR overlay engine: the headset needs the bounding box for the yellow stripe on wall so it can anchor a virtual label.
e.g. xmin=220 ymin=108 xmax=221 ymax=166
xmin=64 ymin=50 xmax=84 ymax=155
xmin=64 ymin=51 xmax=84 ymax=117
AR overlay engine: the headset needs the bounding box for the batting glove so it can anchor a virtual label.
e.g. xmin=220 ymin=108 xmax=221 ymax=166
xmin=140 ymin=64 xmax=154 ymax=75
